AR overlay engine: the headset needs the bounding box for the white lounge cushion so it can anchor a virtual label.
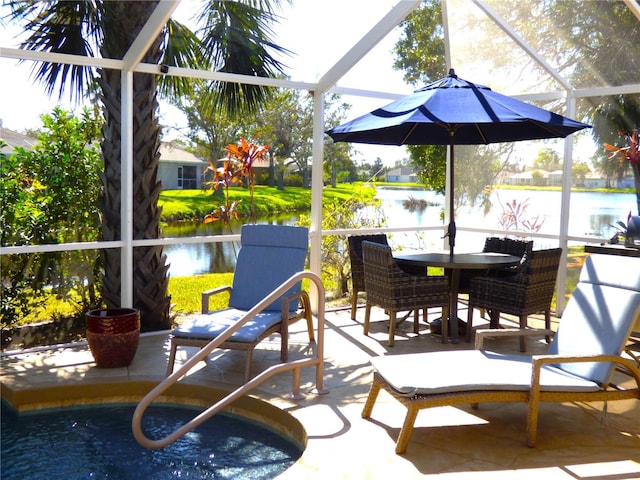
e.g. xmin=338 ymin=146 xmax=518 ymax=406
xmin=172 ymin=309 xmax=285 ymax=344
xmin=370 ymin=350 xmax=600 ymax=396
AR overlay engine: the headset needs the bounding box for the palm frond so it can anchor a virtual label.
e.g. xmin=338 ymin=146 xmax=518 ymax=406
xmin=5 ymin=0 xmax=103 ymax=102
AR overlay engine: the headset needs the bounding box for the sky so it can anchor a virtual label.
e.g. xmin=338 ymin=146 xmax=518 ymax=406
xmin=0 ymin=0 xmax=414 ymax=166
xmin=0 ymin=0 xmax=602 ymax=167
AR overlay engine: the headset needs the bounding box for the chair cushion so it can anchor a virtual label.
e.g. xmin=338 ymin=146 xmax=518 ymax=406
xmin=370 ymin=351 xmax=600 ymax=396
xmin=229 ymin=225 xmax=308 ymax=312
xmin=548 ymin=283 xmax=640 ymax=384
xmin=172 ymin=309 xmax=288 ymax=343
xmin=578 ymin=253 xmax=640 ymax=291
xmin=547 ymin=254 xmax=640 ymax=385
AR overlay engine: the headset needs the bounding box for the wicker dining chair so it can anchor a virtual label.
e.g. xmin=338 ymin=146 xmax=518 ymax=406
xmin=348 ymin=234 xmax=389 ymax=320
xmin=466 ymin=247 xmax=563 ymax=350
xmin=361 ymin=241 xmax=449 ymax=347
xmin=458 ymin=236 xmax=534 ymax=293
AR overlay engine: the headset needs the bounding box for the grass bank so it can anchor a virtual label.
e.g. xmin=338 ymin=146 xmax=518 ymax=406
xmin=159 ymin=183 xmax=377 ymax=222
xmin=13 ymin=183 xmax=378 ymax=327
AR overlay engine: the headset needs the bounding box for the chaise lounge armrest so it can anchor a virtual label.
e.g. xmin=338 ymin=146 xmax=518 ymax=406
xmin=474 ymin=328 xmax=555 ymax=350
xmin=281 ymin=289 xmax=315 ymax=342
xmin=202 ymin=286 xmax=233 ymax=313
xmin=530 ymin=353 xmax=640 ymax=388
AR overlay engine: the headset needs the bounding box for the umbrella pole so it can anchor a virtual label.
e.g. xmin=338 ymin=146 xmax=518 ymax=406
xmin=447 ymin=133 xmax=456 ymax=256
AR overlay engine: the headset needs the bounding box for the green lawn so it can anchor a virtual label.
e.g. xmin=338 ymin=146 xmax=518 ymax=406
xmin=159 ymin=183 xmax=377 ymax=221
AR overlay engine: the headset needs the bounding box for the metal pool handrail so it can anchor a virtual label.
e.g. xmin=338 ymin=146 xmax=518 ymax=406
xmin=132 ymin=271 xmax=327 ymax=449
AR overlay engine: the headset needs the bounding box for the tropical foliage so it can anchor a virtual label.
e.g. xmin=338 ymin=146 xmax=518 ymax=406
xmin=394 ymin=0 xmax=640 ymax=218
xmin=1 ymin=107 xmax=103 ymax=327
xmin=604 ymin=129 xmax=640 ymax=214
xmin=4 ymin=0 xmax=289 ymax=331
xmin=298 ymin=189 xmax=385 ymax=299
xmin=204 ymin=138 xmax=269 ymax=227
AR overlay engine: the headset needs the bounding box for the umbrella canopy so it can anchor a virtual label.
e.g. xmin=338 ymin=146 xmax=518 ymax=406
xmin=326 ymin=69 xmax=591 ymax=253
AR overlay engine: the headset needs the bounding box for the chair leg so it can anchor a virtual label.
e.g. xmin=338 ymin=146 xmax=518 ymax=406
xmin=388 ymin=311 xmax=396 ymax=347
xmin=544 ymin=309 xmax=551 ymax=343
xmin=364 ymin=303 xmax=372 ymax=335
xmin=166 ymin=340 xmax=177 ymax=376
xmin=305 ymin=314 xmax=315 ymax=342
xmin=396 ymin=406 xmax=419 ymax=454
xmin=466 ymin=304 xmax=473 ymax=343
xmin=361 ymin=374 xmax=382 ymax=419
xmin=351 ymin=289 xmax=359 ymax=320
xmin=244 ymin=349 xmax=253 ymax=383
xmin=441 ymin=305 xmax=449 ymax=344
xmin=519 ymin=315 xmax=527 ymax=352
xmin=280 ymin=326 xmax=289 ymax=362
xmin=413 ymin=309 xmax=419 ymax=334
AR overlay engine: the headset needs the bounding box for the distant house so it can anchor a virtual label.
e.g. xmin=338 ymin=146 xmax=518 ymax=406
xmin=504 ymin=170 xmax=550 ymax=186
xmin=0 ymin=127 xmax=38 ymax=154
xmin=617 ymin=174 xmax=636 ymax=189
xmin=582 ymin=172 xmax=607 ymax=188
xmin=504 ymin=171 xmax=534 ymax=186
xmin=385 ymin=167 xmax=417 ymax=183
xmin=158 ymin=143 xmax=209 ymax=190
xmin=548 ymin=170 xmax=563 ymax=187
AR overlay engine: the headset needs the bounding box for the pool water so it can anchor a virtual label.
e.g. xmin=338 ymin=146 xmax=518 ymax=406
xmin=1 ymin=402 xmax=302 ymax=479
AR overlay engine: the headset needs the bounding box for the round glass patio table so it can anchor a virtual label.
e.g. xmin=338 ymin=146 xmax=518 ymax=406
xmin=394 ymin=252 xmax=520 ymax=343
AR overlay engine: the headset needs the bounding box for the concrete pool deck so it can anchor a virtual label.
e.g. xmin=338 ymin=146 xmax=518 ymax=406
xmin=2 ymin=305 xmax=639 ymax=479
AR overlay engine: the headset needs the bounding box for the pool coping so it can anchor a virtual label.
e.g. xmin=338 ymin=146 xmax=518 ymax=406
xmin=1 ymin=379 xmax=307 ymax=455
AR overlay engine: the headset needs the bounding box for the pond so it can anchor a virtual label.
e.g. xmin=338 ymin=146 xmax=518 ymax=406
xmin=162 ymin=188 xmax=636 ymax=277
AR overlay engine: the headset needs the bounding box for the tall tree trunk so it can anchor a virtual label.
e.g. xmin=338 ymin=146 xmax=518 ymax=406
xmin=97 ymin=1 xmax=170 ymax=331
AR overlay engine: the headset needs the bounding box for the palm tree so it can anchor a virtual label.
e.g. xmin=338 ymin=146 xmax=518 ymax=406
xmin=5 ymin=0 xmax=290 ymax=331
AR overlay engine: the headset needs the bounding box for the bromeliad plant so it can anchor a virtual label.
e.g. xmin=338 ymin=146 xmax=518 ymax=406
xmin=604 ymin=128 xmax=640 ymax=215
xmin=203 ymin=138 xmax=269 ymax=227
xmin=496 ymin=195 xmax=545 ymax=234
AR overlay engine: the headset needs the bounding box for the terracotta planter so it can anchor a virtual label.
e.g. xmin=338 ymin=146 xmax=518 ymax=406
xmin=86 ymin=308 xmax=140 ymax=368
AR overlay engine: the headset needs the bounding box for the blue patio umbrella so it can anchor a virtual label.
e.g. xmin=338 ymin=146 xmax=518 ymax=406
xmin=326 ymin=69 xmax=591 ymax=254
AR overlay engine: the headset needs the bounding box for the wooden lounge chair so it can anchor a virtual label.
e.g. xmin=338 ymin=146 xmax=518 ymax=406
xmin=166 ymin=224 xmax=314 ymax=382
xmin=361 ymin=253 xmax=640 ymax=453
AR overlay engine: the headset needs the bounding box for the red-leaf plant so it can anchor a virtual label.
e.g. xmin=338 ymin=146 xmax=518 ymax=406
xmin=604 ymin=128 xmax=640 ymax=216
xmin=203 ymin=138 xmax=269 ymax=228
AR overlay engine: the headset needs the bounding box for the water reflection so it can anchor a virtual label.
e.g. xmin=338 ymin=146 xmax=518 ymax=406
xmin=587 ymin=213 xmax=618 ymax=238
xmin=162 ymin=188 xmax=635 ymax=277
xmin=162 ymin=215 xmax=298 ymax=277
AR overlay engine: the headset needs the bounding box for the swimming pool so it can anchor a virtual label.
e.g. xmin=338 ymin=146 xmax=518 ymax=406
xmin=1 ymin=402 xmax=303 ymax=479
xmin=1 ymin=381 xmax=306 ymax=480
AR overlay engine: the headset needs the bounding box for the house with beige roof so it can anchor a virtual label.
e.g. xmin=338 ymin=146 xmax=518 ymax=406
xmin=157 ymin=142 xmax=209 ymax=190
xmin=0 ymin=127 xmax=38 ymax=154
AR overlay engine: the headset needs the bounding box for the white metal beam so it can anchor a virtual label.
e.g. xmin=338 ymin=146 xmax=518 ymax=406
xmin=121 ymin=71 xmax=134 ymax=308
xmin=623 ymin=0 xmax=640 ymax=22
xmin=310 ymin=1 xmax=420 ymax=285
xmin=315 ymin=0 xmax=421 ymax=94
xmin=556 ymin=95 xmax=578 ymax=314
xmin=472 ymin=0 xmax=574 ymax=92
xmin=122 ymin=1 xmax=180 ymax=71
xmin=442 ymin=0 xmax=452 ymax=71
xmin=309 ymin=91 xmax=325 ymax=312
xmin=4 ymin=47 xmax=637 ymax=102
xmin=120 ymin=1 xmax=179 ymax=306
xmin=0 ymin=46 xmax=122 ymax=69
